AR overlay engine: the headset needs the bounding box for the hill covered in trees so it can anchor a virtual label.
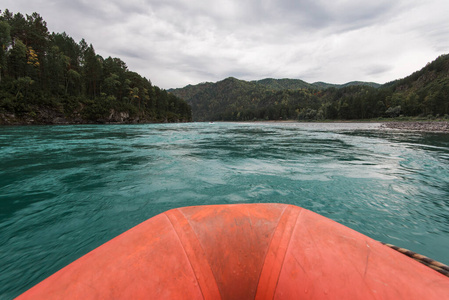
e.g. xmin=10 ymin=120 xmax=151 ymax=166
xmin=0 ymin=9 xmax=192 ymax=124
xmin=170 ymin=55 xmax=449 ymax=122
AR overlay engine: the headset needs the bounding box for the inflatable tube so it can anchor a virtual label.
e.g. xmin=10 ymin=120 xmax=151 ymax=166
xmin=17 ymin=204 xmax=449 ymax=299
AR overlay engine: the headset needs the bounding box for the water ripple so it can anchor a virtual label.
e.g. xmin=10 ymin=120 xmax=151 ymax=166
xmin=1 ymin=122 xmax=449 ymax=298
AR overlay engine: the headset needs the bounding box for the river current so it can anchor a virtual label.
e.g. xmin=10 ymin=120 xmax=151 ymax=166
xmin=1 ymin=122 xmax=449 ymax=298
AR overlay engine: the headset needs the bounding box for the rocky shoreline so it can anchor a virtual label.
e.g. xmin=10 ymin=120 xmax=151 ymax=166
xmin=0 ymin=108 xmax=186 ymax=125
xmin=381 ymin=121 xmax=449 ymax=133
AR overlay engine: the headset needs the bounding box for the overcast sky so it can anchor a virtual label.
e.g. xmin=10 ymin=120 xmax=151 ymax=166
xmin=2 ymin=0 xmax=449 ymax=89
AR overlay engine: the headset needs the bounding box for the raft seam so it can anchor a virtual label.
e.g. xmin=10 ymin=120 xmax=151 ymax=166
xmin=272 ymin=207 xmax=302 ymax=297
xmin=164 ymin=212 xmax=204 ymax=298
xmin=255 ymin=204 xmax=288 ymax=292
xmin=258 ymin=204 xmax=288 ymax=269
xmin=363 ymin=242 xmax=371 ymax=278
xmin=255 ymin=205 xmax=301 ymax=300
xmin=165 ymin=209 xmax=221 ymax=300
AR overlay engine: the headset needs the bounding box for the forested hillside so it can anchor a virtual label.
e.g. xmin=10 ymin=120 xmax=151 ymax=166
xmin=0 ymin=9 xmax=192 ymax=124
xmin=170 ymin=55 xmax=449 ymax=122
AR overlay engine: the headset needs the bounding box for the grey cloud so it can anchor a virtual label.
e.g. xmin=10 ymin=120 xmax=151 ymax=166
xmin=365 ymin=64 xmax=392 ymax=76
xmin=2 ymin=0 xmax=448 ymax=88
xmin=233 ymin=0 xmax=402 ymax=32
xmin=415 ymin=23 xmax=449 ymax=53
xmin=113 ymin=48 xmax=146 ymax=59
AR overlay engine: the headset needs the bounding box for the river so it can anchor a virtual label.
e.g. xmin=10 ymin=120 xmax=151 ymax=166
xmin=1 ymin=122 xmax=449 ymax=298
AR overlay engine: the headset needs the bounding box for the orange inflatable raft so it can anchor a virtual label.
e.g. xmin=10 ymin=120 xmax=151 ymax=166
xmin=17 ymin=204 xmax=449 ymax=299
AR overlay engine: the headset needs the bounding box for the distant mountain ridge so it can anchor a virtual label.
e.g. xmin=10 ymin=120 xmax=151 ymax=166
xmin=168 ymin=77 xmax=383 ymax=121
xmin=252 ymin=78 xmax=315 ymax=90
xmin=170 ymin=77 xmax=380 ymax=95
xmin=312 ymin=81 xmax=381 ymax=89
xmin=169 ymin=54 xmax=449 ymax=122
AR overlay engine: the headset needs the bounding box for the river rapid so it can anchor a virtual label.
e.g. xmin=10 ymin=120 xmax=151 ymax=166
xmin=1 ymin=122 xmax=449 ymax=298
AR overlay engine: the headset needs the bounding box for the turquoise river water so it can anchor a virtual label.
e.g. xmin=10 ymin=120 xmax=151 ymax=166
xmin=1 ymin=122 xmax=449 ymax=298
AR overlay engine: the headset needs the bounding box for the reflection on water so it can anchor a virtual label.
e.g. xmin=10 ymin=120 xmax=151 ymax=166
xmin=1 ymin=122 xmax=449 ymax=298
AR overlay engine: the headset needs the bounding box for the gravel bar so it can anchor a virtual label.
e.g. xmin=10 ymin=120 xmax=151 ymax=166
xmin=381 ymin=121 xmax=449 ymax=133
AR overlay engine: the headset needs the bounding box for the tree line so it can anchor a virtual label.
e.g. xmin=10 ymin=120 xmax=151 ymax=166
xmin=0 ymin=9 xmax=192 ymax=124
xmin=170 ymin=55 xmax=449 ymax=122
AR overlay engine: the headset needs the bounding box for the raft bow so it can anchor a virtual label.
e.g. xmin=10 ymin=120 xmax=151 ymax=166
xmin=17 ymin=204 xmax=449 ymax=299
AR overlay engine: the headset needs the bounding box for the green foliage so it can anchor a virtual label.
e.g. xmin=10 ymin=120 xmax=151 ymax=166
xmin=0 ymin=9 xmax=192 ymax=124
xmin=0 ymin=20 xmax=11 ymax=81
xmin=385 ymin=105 xmax=402 ymax=118
xmin=253 ymin=78 xmax=314 ymax=90
xmin=171 ymin=54 xmax=449 ymax=122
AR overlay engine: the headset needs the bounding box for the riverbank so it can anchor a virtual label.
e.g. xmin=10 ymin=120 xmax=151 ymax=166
xmin=381 ymin=121 xmax=449 ymax=133
xmin=0 ymin=109 xmax=188 ymax=125
xmin=244 ymin=119 xmax=449 ymax=133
